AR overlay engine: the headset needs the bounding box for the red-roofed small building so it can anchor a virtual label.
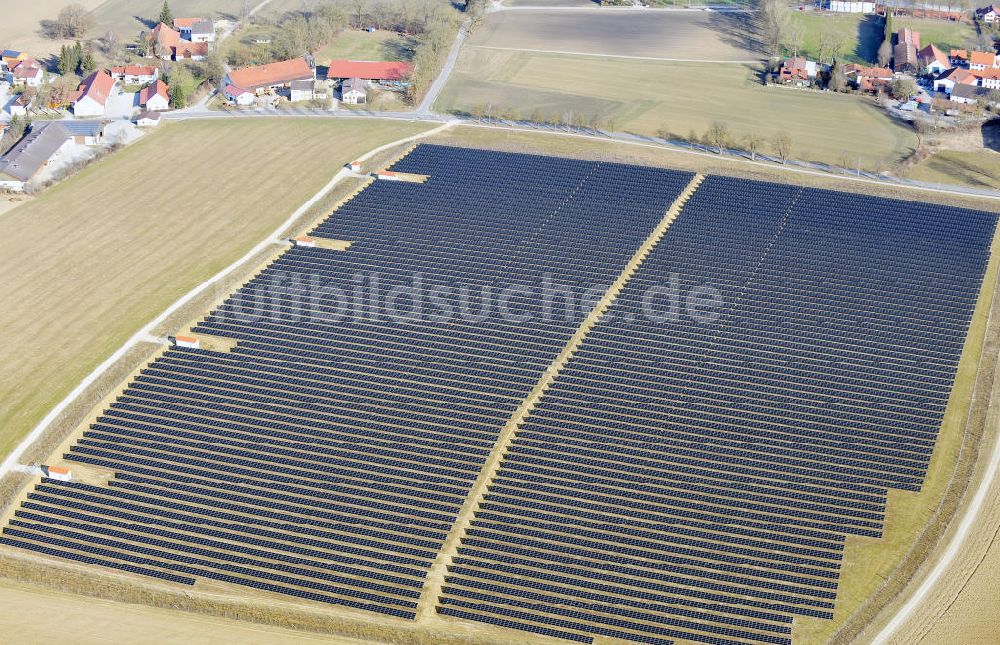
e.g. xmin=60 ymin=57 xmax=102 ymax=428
xmin=174 ymin=40 xmax=208 ymax=61
xmin=917 ymin=44 xmax=949 ymax=75
xmin=224 ymin=84 xmax=254 ymax=105
xmin=843 ymin=64 xmax=893 ymax=93
xmin=950 ymin=49 xmax=969 ymax=66
xmin=327 ymin=60 xmax=414 ymax=88
xmin=110 ymin=64 xmax=159 ymax=85
xmin=140 ymin=79 xmax=170 ymax=110
xmin=71 ymin=69 xmax=116 ymax=116
xmin=777 ymin=57 xmax=817 ymax=86
xmin=223 ymin=57 xmax=315 ymax=95
xmin=970 ymin=51 xmax=999 ymax=71
xmin=978 ymin=68 xmax=1000 ymax=89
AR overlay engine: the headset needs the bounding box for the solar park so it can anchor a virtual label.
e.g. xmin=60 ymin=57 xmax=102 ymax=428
xmin=1 ymin=144 xmax=996 ymax=645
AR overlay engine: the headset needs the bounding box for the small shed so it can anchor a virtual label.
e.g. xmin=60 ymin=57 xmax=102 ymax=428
xmin=41 ymin=465 xmax=72 ymax=481
xmin=289 ymin=79 xmax=319 ymax=102
xmin=135 ymin=110 xmax=162 ymax=127
xmin=175 ymin=335 xmax=201 ymax=349
xmin=293 ymin=236 xmax=317 ymax=248
xmin=348 ymin=160 xmax=362 ymax=172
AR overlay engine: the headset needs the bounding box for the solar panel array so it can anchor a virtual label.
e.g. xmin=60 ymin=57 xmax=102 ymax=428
xmin=439 ymin=176 xmax=998 ymax=644
xmin=0 ymin=146 xmax=697 ymax=619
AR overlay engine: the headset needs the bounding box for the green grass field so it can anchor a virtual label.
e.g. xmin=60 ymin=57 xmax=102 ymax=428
xmin=903 ymin=150 xmax=1000 ymax=190
xmin=0 ymin=118 xmax=431 ymax=459
xmin=892 ymin=16 xmax=979 ymax=51
xmin=316 ymin=29 xmax=413 ymax=63
xmin=790 ymin=12 xmax=882 ymax=63
xmin=437 ymin=49 xmax=918 ymax=167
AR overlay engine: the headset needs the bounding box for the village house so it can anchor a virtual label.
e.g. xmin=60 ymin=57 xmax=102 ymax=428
xmin=110 ymin=64 xmax=158 ymax=85
xmin=341 ymin=77 xmax=367 ymax=104
xmin=918 ymin=44 xmax=949 ymax=75
xmin=9 ymin=93 xmax=30 ymax=117
xmin=148 ymin=23 xmax=180 ymax=60
xmin=976 ymin=3 xmax=999 ymax=23
xmin=950 ymin=49 xmax=969 ymax=67
xmin=893 ymin=28 xmax=920 ymax=74
xmin=139 ymin=79 xmax=170 ymax=111
xmin=223 ymin=84 xmax=254 ymax=105
xmin=223 ymin=57 xmax=315 ymax=96
xmin=969 ymin=51 xmax=1000 ymax=71
xmin=0 ymin=122 xmax=75 ymax=191
xmin=934 ymin=66 xmax=978 ymax=93
xmin=979 ymin=68 xmax=1000 ymax=90
xmin=135 ymin=110 xmax=162 ymax=127
xmin=60 ymin=121 xmax=105 ymax=146
xmin=8 ymin=58 xmax=44 ymax=88
xmin=777 ymin=57 xmax=817 ymax=86
xmin=174 ymin=40 xmax=208 ymax=61
xmin=844 ymin=64 xmax=894 ymax=93
xmin=289 ymin=79 xmax=322 ymax=102
xmin=327 ymin=60 xmax=414 ymax=88
xmin=69 ymin=70 xmax=116 ymax=117
xmin=1 ymin=49 xmax=27 ymax=69
xmin=950 ymin=83 xmax=993 ymax=105
xmin=174 ymin=18 xmax=215 ymax=43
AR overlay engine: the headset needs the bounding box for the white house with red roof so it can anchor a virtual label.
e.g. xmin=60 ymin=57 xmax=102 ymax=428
xmin=917 ymin=44 xmax=949 ymax=75
xmin=934 ymin=66 xmax=978 ymax=94
xmin=70 ymin=70 xmax=116 ymax=117
xmin=327 ymin=60 xmax=414 ymax=88
xmin=223 ymin=84 xmax=254 ymax=105
xmin=110 ymin=64 xmax=158 ymax=85
xmin=139 ymin=79 xmax=170 ymax=111
xmin=969 ymin=51 xmax=1000 ymax=71
xmin=223 ymin=57 xmax=315 ymax=95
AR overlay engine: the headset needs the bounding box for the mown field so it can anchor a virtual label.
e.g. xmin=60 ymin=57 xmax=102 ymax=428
xmin=436 ymin=48 xmax=918 ymax=167
xmin=316 ymin=29 xmax=412 ymax=63
xmin=790 ymin=12 xmax=882 ymax=64
xmin=892 ymin=16 xmax=979 ymax=52
xmin=904 ymin=150 xmax=1000 ymax=190
xmin=0 ymin=118 xmax=431 ymax=459
xmin=469 ymin=10 xmax=760 ymax=60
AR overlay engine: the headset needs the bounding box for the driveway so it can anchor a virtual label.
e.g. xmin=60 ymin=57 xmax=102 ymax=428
xmin=102 ymin=90 xmax=139 ymax=119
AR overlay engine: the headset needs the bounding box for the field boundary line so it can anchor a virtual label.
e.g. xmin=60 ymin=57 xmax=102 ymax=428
xmin=471 ymin=44 xmax=761 ymax=64
xmin=415 ymin=172 xmax=705 ymax=621
xmin=0 ymin=121 xmax=452 ymax=477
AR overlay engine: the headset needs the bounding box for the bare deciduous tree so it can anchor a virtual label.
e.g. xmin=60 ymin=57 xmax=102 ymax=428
xmin=54 ymin=3 xmax=95 ymax=38
xmin=707 ymin=122 xmax=730 ymax=154
xmin=744 ymin=132 xmax=763 ymax=160
xmin=771 ymin=132 xmax=792 ymax=163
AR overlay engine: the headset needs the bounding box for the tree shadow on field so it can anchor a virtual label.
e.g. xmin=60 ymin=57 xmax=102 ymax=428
xmin=856 ymin=16 xmax=882 ymax=64
xmin=705 ymin=12 xmax=763 ymax=56
xmin=984 ymin=119 xmax=1000 ymax=154
xmin=382 ymin=35 xmax=419 ymax=62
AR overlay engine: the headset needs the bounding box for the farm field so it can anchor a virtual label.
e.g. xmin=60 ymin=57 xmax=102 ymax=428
xmin=789 ymin=12 xmax=882 ymax=64
xmin=436 ymin=49 xmax=918 ymax=166
xmin=903 ymin=150 xmax=1000 ymax=191
xmin=892 ymin=16 xmax=979 ymax=52
xmin=0 ymin=580 xmax=367 ymax=645
xmin=0 ymin=118 xmax=431 ymax=460
xmin=0 ymin=0 xmax=105 ymax=58
xmin=468 ymin=10 xmax=760 ymax=60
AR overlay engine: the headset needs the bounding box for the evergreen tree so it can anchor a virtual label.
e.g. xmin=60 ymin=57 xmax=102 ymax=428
xmin=159 ymin=1 xmax=173 ymax=26
xmin=57 ymin=45 xmax=71 ymax=76
xmin=73 ymin=41 xmax=84 ymax=74
xmin=81 ymin=44 xmax=97 ymax=75
xmin=170 ymin=83 xmax=186 ymax=108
